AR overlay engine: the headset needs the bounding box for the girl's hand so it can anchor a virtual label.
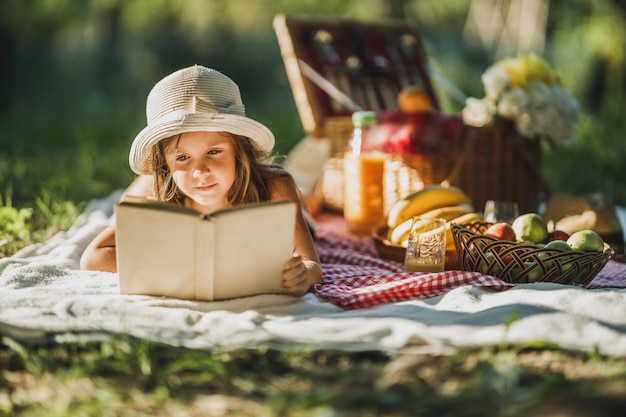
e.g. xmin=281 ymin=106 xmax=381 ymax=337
xmin=282 ymin=254 xmax=319 ymax=297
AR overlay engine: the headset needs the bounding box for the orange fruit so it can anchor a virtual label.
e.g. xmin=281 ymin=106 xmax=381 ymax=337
xmin=398 ymin=86 xmax=434 ymax=113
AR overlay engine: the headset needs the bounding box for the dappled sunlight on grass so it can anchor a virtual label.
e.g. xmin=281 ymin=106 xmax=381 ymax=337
xmin=1 ymin=335 xmax=625 ymax=416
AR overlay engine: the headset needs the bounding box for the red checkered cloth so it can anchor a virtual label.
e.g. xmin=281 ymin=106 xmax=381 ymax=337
xmin=312 ymin=214 xmax=626 ymax=309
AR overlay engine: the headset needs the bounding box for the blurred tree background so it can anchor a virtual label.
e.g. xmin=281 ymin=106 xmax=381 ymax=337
xmin=1 ymin=0 xmax=625 ymax=211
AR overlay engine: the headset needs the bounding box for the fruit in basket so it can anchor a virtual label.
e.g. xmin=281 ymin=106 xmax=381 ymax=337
xmin=547 ymin=229 xmax=571 ymax=242
xmin=445 ymin=212 xmax=481 ymax=250
xmin=479 ymin=251 xmax=502 ymax=276
xmin=511 ymin=213 xmax=548 ymax=244
xmin=567 ymin=230 xmax=604 ymax=252
xmin=545 ymin=240 xmax=573 ymax=251
xmin=398 ymin=85 xmax=434 ymax=113
xmin=525 ymin=261 xmax=542 ymax=282
xmin=501 ymin=247 xmax=526 ymax=266
xmin=387 ymin=185 xmax=473 ymax=228
xmin=484 ymin=222 xmax=516 ymax=241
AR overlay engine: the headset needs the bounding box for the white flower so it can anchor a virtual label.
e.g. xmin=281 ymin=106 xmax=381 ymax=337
xmin=481 ymin=66 xmax=510 ymax=100
xmin=515 ymin=112 xmax=538 ymax=138
xmin=535 ymin=106 xmax=561 ymax=139
xmin=497 ymin=88 xmax=529 ymax=119
xmin=553 ymin=84 xmax=579 ymax=120
xmin=526 ymin=81 xmax=553 ymax=109
xmin=462 ymin=97 xmax=494 ymax=127
xmin=460 ymin=54 xmax=579 ymax=148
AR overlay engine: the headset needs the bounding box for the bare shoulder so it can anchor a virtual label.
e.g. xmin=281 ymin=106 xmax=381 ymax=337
xmin=265 ymin=168 xmax=300 ymax=201
xmin=121 ymin=175 xmax=155 ymax=201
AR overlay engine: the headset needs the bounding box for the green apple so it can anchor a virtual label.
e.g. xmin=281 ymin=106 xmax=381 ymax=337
xmin=512 ymin=213 xmax=548 ymax=244
xmin=479 ymin=252 xmax=499 ymax=275
xmin=524 ymin=261 xmax=542 ymax=282
xmin=545 ymin=240 xmax=573 ymax=251
xmin=567 ymin=230 xmax=604 ymax=252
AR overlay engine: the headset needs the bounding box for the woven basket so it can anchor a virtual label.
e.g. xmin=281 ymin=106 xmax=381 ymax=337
xmin=320 ymin=114 xmax=549 ymax=215
xmin=451 ymin=222 xmax=614 ymax=286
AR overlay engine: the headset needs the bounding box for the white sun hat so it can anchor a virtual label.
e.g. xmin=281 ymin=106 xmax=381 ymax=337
xmin=129 ymin=65 xmax=275 ymax=175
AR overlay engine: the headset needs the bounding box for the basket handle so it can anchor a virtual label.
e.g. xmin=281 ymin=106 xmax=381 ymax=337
xmin=515 ymin=137 xmax=551 ymax=201
xmin=440 ymin=128 xmax=474 ymax=187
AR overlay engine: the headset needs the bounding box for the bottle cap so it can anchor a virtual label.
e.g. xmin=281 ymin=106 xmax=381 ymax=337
xmin=352 ymin=111 xmax=377 ymax=126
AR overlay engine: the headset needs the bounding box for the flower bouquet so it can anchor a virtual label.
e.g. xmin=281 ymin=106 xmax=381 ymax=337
xmin=462 ymin=54 xmax=579 ymax=148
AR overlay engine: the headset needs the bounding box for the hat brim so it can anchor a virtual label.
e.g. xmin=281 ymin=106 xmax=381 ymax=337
xmin=129 ymin=112 xmax=275 ymax=175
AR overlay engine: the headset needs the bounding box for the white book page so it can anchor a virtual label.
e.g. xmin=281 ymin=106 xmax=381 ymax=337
xmin=210 ymin=201 xmax=295 ymax=300
xmin=116 ymin=204 xmax=198 ymax=299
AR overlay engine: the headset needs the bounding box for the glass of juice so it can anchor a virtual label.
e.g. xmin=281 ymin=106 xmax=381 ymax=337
xmin=404 ymin=217 xmax=446 ymax=273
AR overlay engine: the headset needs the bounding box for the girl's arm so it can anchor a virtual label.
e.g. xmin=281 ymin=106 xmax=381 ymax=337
xmin=268 ymin=173 xmax=323 ymax=296
xmin=80 ymin=224 xmax=118 ymax=272
xmin=80 ymin=175 xmax=154 ymax=272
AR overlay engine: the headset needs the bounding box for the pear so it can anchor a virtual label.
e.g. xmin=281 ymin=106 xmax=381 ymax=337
xmin=512 ymin=213 xmax=548 ymax=244
xmin=567 ymin=230 xmax=604 ymax=252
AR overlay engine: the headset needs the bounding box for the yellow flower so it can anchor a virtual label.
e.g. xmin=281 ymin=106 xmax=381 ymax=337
xmin=496 ymin=53 xmax=560 ymax=89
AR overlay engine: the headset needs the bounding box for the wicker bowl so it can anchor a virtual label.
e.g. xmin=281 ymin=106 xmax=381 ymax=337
xmin=451 ymin=222 xmax=614 ymax=285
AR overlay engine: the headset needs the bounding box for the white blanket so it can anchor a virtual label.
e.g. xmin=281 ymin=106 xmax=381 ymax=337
xmin=2 ymin=192 xmax=626 ymax=357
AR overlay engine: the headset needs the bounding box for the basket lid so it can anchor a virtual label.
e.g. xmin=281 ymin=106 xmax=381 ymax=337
xmin=273 ymin=14 xmax=440 ymax=137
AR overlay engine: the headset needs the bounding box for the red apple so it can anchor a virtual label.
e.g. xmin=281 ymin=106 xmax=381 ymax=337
xmin=547 ymin=229 xmax=570 ymax=242
xmin=501 ymin=246 xmax=527 ymax=266
xmin=484 ymin=222 xmax=516 ymax=241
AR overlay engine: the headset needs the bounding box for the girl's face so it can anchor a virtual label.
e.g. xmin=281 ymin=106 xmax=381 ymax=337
xmin=164 ymin=131 xmax=236 ymax=214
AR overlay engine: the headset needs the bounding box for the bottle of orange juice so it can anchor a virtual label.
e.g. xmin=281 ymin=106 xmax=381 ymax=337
xmin=343 ymin=111 xmax=389 ymax=234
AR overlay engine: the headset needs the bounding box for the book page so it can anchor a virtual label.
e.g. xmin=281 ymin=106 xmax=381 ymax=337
xmin=116 ymin=203 xmax=199 ymax=299
xmin=209 ymin=200 xmax=296 ymax=300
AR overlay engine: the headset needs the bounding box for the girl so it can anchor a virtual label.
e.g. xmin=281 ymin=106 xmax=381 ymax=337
xmin=80 ymin=65 xmax=322 ymax=297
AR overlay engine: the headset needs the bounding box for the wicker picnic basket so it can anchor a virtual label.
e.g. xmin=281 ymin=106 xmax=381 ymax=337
xmin=319 ymin=114 xmax=548 ymax=215
xmin=451 ymin=222 xmax=613 ymax=286
xmin=274 ymin=14 xmax=548 ymax=215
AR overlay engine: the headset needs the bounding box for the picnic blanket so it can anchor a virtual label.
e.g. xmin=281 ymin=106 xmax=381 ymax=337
xmin=2 ymin=191 xmax=626 ymax=357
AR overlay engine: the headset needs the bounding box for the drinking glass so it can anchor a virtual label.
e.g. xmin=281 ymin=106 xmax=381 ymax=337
xmin=483 ymin=200 xmax=519 ymax=224
xmin=404 ymin=217 xmax=446 ymax=273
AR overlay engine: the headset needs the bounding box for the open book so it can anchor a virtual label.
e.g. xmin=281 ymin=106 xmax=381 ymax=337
xmin=115 ymin=196 xmax=296 ymax=301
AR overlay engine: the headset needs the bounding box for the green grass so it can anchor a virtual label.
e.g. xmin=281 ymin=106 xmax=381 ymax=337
xmin=2 ymin=335 xmax=626 ymax=416
xmin=0 ymin=192 xmax=82 ymax=257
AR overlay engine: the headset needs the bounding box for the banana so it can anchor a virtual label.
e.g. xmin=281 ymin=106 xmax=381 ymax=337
xmin=387 ymin=185 xmax=473 ymax=228
xmin=389 ymin=204 xmax=475 ymax=244
xmin=445 ymin=212 xmax=482 ymax=251
xmin=389 ymin=217 xmax=414 ymax=244
xmin=417 ymin=203 xmax=475 ymax=221
xmin=447 ymin=211 xmax=482 ymax=226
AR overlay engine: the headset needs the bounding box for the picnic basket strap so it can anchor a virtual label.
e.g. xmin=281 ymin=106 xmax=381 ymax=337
xmin=516 ymin=138 xmax=551 ymax=202
xmin=440 ymin=128 xmax=475 ymax=187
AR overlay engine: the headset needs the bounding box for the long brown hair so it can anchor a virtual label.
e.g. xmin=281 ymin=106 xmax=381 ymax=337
xmin=150 ymin=132 xmax=284 ymax=207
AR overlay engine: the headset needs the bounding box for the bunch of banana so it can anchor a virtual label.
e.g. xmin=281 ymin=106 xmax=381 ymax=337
xmin=386 ymin=185 xmax=481 ymax=249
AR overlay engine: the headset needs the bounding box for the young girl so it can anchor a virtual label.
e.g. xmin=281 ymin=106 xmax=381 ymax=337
xmin=80 ymin=65 xmax=322 ymax=297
